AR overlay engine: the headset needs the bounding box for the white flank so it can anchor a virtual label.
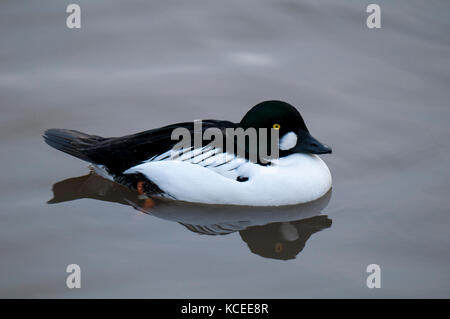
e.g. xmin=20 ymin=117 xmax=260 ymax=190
xmin=124 ymin=150 xmax=332 ymax=206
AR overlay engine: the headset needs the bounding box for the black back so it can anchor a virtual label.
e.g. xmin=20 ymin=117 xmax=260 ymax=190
xmin=83 ymin=120 xmax=236 ymax=175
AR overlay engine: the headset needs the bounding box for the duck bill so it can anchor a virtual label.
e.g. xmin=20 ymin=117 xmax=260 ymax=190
xmin=293 ymin=130 xmax=332 ymax=154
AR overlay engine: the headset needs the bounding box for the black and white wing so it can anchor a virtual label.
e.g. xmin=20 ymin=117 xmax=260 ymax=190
xmin=146 ymin=144 xmax=249 ymax=180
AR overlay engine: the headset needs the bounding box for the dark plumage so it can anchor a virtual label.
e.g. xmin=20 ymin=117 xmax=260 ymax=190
xmin=44 ymin=120 xmax=236 ymax=176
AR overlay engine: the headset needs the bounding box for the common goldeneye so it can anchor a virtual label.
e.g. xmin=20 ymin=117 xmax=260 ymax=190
xmin=44 ymin=100 xmax=332 ymax=206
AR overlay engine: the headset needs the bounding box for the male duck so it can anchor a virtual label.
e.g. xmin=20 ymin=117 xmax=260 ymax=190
xmin=44 ymin=100 xmax=332 ymax=206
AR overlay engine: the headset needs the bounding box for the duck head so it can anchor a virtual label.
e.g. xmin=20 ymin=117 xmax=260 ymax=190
xmin=240 ymin=100 xmax=332 ymax=158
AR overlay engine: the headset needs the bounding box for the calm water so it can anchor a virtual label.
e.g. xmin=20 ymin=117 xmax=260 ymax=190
xmin=1 ymin=0 xmax=450 ymax=298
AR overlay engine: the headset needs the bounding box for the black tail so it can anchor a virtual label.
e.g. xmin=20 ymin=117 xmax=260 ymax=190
xmin=43 ymin=129 xmax=105 ymax=163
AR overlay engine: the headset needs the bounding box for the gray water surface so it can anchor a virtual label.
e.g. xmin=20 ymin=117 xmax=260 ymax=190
xmin=1 ymin=0 xmax=450 ymax=298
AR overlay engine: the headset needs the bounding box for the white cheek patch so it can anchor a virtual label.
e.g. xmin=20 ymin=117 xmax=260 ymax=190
xmin=279 ymin=131 xmax=298 ymax=150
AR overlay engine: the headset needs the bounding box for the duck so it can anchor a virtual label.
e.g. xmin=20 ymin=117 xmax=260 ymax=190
xmin=44 ymin=100 xmax=332 ymax=206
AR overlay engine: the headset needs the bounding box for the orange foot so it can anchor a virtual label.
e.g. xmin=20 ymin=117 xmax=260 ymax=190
xmin=137 ymin=181 xmax=145 ymax=195
xmin=136 ymin=181 xmax=155 ymax=211
xmin=142 ymin=198 xmax=155 ymax=210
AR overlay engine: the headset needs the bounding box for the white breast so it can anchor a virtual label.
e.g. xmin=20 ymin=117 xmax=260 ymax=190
xmin=124 ymin=153 xmax=332 ymax=206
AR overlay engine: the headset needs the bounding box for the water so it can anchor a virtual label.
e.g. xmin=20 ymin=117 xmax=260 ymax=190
xmin=1 ymin=0 xmax=449 ymax=298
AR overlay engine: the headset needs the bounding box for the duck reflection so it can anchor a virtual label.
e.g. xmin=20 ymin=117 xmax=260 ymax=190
xmin=240 ymin=217 xmax=331 ymax=260
xmin=49 ymin=172 xmax=333 ymax=260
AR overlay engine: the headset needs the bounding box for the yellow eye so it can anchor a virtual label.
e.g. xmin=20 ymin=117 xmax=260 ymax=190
xmin=273 ymin=123 xmax=281 ymax=130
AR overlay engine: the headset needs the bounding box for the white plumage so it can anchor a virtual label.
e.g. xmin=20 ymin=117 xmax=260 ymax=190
xmin=124 ymin=148 xmax=332 ymax=206
xmin=279 ymin=131 xmax=298 ymax=150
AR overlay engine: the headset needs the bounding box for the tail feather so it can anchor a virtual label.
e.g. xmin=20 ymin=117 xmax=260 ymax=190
xmin=43 ymin=129 xmax=104 ymax=163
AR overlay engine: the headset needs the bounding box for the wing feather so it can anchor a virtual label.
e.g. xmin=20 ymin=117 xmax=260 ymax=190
xmin=147 ymin=145 xmax=248 ymax=180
